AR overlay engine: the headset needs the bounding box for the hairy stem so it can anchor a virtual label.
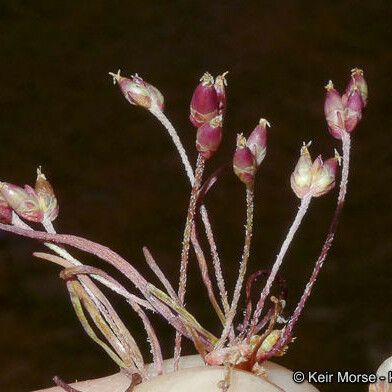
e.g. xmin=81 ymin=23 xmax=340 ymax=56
xmin=0 ymin=222 xmax=208 ymax=345
xmin=261 ymin=132 xmax=351 ymax=360
xmin=248 ymin=193 xmax=312 ymax=337
xmin=218 ymin=186 xmax=254 ymax=347
xmin=66 ymin=280 xmax=131 ymax=371
xmin=150 ymin=106 xmax=229 ymax=312
xmin=201 ymin=205 xmax=230 ymax=315
xmin=61 ymin=265 xmax=164 ymax=375
xmin=191 ymin=226 xmax=225 ymax=324
xmin=142 ymin=247 xmax=178 ymax=301
xmin=174 ymin=154 xmax=205 ymax=369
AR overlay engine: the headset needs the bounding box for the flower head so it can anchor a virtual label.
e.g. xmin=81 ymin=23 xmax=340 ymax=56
xmin=0 ymin=182 xmax=43 ymax=222
xmin=189 ymin=72 xmax=219 ymax=128
xmin=233 ymin=134 xmax=257 ymax=186
xmin=109 ymin=70 xmax=164 ymax=111
xmin=196 ymin=115 xmax=223 ymax=159
xmin=291 ymin=142 xmax=340 ymax=198
xmin=35 ymin=167 xmax=59 ymax=222
xmin=246 ymin=118 xmax=269 ymax=167
xmin=214 ymin=71 xmax=228 ymax=117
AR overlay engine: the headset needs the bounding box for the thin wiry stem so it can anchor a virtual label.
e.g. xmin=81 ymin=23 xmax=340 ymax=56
xmin=201 ymin=205 xmax=230 ymax=315
xmin=142 ymin=246 xmax=178 ymax=301
xmin=149 ymin=106 xmax=229 ymax=313
xmin=262 ymin=132 xmax=351 ymax=361
xmin=149 ymin=105 xmax=195 ymax=184
xmin=35 ymin=252 xmax=154 ymax=311
xmin=248 ymin=193 xmax=312 ymax=337
xmin=174 ymin=154 xmax=205 ymax=369
xmin=0 ymin=222 xmax=200 ymax=343
xmin=41 ymin=219 xmax=149 ymax=372
xmin=191 ymin=226 xmax=225 ymax=324
xmin=259 ymin=132 xmax=351 ymax=361
xmin=218 ymin=186 xmax=255 ymax=347
xmin=62 ymin=265 xmax=164 ymax=375
xmin=148 ymin=284 xmax=218 ymax=345
xmin=66 ymin=279 xmax=132 ymax=371
xmin=15 ymin=216 xmax=145 ymax=373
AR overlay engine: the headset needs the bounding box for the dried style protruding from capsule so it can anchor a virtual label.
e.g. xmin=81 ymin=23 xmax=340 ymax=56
xmin=310 ymin=150 xmax=340 ymax=197
xmin=196 ymin=115 xmax=223 ymax=159
xmin=290 ymin=143 xmax=340 ymax=198
xmin=35 ymin=167 xmax=59 ymax=222
xmin=290 ymin=142 xmax=313 ymax=198
xmin=0 ymin=193 xmax=12 ymax=223
xmin=324 ymin=81 xmax=345 ymax=139
xmin=233 ymin=134 xmax=257 ymax=186
xmin=344 ymin=87 xmax=364 ymax=133
xmin=109 ymin=70 xmax=164 ymax=111
xmin=246 ymin=118 xmax=269 ymax=167
xmin=190 ymin=72 xmax=219 ymax=128
xmin=324 ymin=69 xmax=367 ymax=139
xmin=0 ymin=182 xmax=43 ymax=222
xmin=214 ymin=71 xmax=228 ymax=117
xmin=344 ymin=68 xmax=368 ymax=107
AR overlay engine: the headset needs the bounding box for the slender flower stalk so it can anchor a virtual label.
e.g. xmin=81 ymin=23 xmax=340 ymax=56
xmin=190 ymin=227 xmax=225 ymax=324
xmin=142 ymin=247 xmax=178 ymax=301
xmin=33 ymin=252 xmax=153 ymax=310
xmin=149 ymin=106 xmax=228 ymax=311
xmin=268 ymin=132 xmax=351 ymax=356
xmin=248 ymin=193 xmax=312 ymax=337
xmin=60 ymin=264 xmax=164 ymax=375
xmin=174 ymin=154 xmax=206 ymax=369
xmin=218 ymin=185 xmax=255 ymax=347
xmin=0 ymin=68 xmax=367 ymax=386
xmin=112 ymin=72 xmax=229 ymax=318
xmin=66 ymin=279 xmax=136 ymax=370
xmin=202 ymin=207 xmax=230 ymax=315
xmin=0 ymin=221 xmax=204 ymax=345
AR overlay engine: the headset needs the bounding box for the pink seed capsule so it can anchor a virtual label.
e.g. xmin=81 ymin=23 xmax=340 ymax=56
xmin=0 ymin=193 xmax=12 ymax=224
xmin=346 ymin=68 xmax=368 ymax=108
xmin=233 ymin=134 xmax=257 ymax=186
xmin=109 ymin=70 xmax=164 ymax=110
xmin=35 ymin=167 xmax=59 ymax=222
xmin=189 ymin=72 xmax=219 ymax=128
xmin=290 ymin=142 xmax=313 ymax=199
xmin=196 ymin=115 xmax=223 ymax=159
xmin=310 ymin=150 xmax=340 ymax=198
xmin=246 ymin=118 xmax=269 ymax=167
xmin=324 ymin=81 xmax=346 ymax=139
xmin=214 ymin=71 xmax=228 ymax=117
xmin=344 ymin=87 xmax=364 ymax=133
xmin=0 ymin=182 xmax=43 ymax=222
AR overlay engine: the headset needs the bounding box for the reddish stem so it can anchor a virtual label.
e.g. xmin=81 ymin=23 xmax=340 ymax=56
xmin=260 ymin=132 xmax=351 ymax=361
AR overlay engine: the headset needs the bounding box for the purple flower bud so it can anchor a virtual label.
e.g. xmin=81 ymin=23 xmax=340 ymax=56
xmin=196 ymin=115 xmax=223 ymax=159
xmin=344 ymin=88 xmax=364 ymax=133
xmin=233 ymin=134 xmax=257 ymax=186
xmin=345 ymin=68 xmax=368 ymax=108
xmin=35 ymin=167 xmax=59 ymax=222
xmin=0 ymin=193 xmax=12 ymax=224
xmin=324 ymin=81 xmax=345 ymax=140
xmin=310 ymin=150 xmax=340 ymax=198
xmin=214 ymin=71 xmax=228 ymax=117
xmin=109 ymin=70 xmax=164 ymax=111
xmin=189 ymin=72 xmax=219 ymax=128
xmin=0 ymin=182 xmax=43 ymax=222
xmin=290 ymin=142 xmax=313 ymax=198
xmin=246 ymin=118 xmax=269 ymax=167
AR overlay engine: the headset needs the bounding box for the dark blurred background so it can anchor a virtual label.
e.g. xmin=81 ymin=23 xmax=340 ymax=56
xmin=0 ymin=1 xmax=391 ymax=391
